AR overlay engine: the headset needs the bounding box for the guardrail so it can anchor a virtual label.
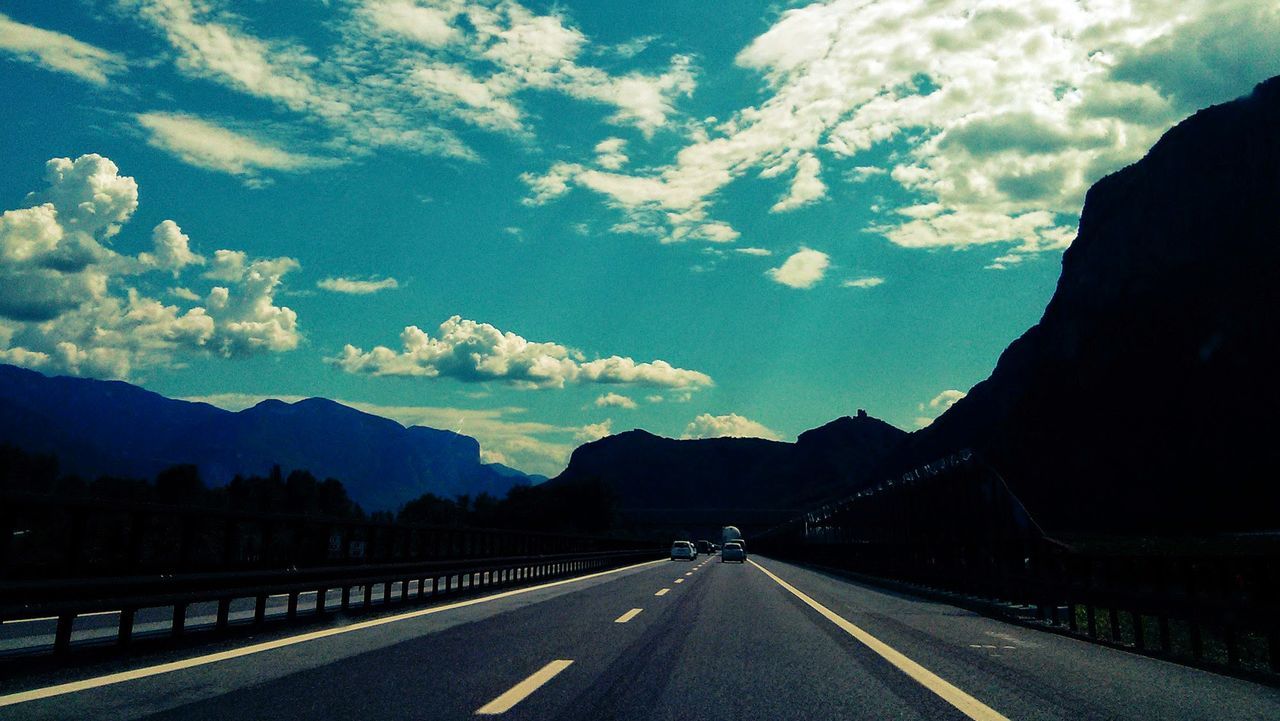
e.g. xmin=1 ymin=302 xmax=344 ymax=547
xmin=0 ymin=492 xmax=643 ymax=579
xmin=0 ymin=492 xmax=664 ymax=657
xmin=0 ymin=548 xmax=662 ymax=656
xmin=754 ymin=452 xmax=1280 ymax=679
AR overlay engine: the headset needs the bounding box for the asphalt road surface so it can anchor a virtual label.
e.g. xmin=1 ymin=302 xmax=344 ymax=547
xmin=2 ymin=555 xmax=1277 ymax=720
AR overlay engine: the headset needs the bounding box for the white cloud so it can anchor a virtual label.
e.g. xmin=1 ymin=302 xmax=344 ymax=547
xmin=137 ymin=112 xmax=336 ymax=180
xmin=359 ymin=0 xmax=459 ymax=48
xmin=594 ymin=392 xmax=637 ymax=409
xmin=332 ymin=315 xmax=714 ymax=390
xmin=576 ymin=419 xmax=613 ymax=443
xmin=524 ymin=0 xmax=1279 ymax=264
xmin=0 ymin=12 xmax=127 ymax=85
xmin=767 ymin=248 xmax=829 ymax=289
xmin=842 ymin=276 xmax=884 ymax=289
xmin=0 ymin=153 xmax=302 ymax=379
xmin=735 ymin=247 xmax=772 ymax=257
xmin=594 ymin=137 xmax=628 ymax=170
xmin=317 ymin=276 xmax=400 ymax=294
xmin=914 ymin=388 xmax=966 ymax=427
xmin=770 ymin=154 xmax=827 ymax=212
xmin=682 ymin=413 xmax=782 ymax=441
xmin=140 ymin=220 xmax=205 ymax=275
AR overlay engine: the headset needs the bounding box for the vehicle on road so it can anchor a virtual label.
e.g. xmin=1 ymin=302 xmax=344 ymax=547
xmin=696 ymin=540 xmax=712 ymax=554
xmin=670 ymin=541 xmax=696 ymax=561
xmin=721 ymin=541 xmax=746 ymax=563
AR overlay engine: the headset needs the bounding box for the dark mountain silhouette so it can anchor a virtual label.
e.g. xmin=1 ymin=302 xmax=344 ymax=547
xmin=891 ymin=76 xmax=1280 ymax=533
xmin=0 ymin=363 xmax=533 ymax=511
xmin=549 ymin=77 xmax=1280 ymax=536
xmin=548 ymin=410 xmax=907 ymax=529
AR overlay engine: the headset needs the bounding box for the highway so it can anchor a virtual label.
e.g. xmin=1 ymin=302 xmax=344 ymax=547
xmin=1 ymin=555 xmax=1277 ymax=720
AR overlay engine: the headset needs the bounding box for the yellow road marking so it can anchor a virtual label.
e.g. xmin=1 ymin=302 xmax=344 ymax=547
xmin=655 ymin=588 xmax=670 ymax=596
xmin=475 ymin=659 xmax=573 ymax=715
xmin=750 ymin=560 xmax=1009 ymax=721
xmin=614 ymin=608 xmax=643 ymax=624
xmin=0 ymin=559 xmax=663 ymax=709
xmin=685 ymin=572 xmax=693 ymax=576
xmin=674 ymin=579 xmax=684 ymax=584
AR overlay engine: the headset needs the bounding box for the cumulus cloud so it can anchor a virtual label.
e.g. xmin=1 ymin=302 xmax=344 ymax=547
xmin=0 ymin=153 xmax=303 ymax=379
xmin=842 ymin=276 xmax=884 ymax=289
xmin=735 ymin=247 xmax=772 ymax=257
xmin=140 ymin=220 xmax=205 ymax=275
xmin=522 ymin=0 xmax=1279 ymax=263
xmin=682 ymin=413 xmax=782 ymax=441
xmin=767 ymin=248 xmax=829 ymax=289
xmin=137 ymin=112 xmax=336 ymax=181
xmin=0 ymin=12 xmax=127 ymax=85
xmin=317 ymin=276 xmax=400 ymax=294
xmin=332 ymin=316 xmax=714 ymax=390
xmin=914 ymin=388 xmax=966 ymax=427
xmin=594 ymin=392 xmax=637 ymax=409
xmin=576 ymin=419 xmax=613 ymax=443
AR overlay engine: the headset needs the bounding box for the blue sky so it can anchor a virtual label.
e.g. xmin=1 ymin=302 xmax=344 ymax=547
xmin=1 ymin=0 xmax=1276 ymax=475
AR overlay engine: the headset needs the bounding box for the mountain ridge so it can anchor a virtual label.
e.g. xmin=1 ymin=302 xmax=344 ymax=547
xmin=0 ymin=363 xmax=533 ymax=511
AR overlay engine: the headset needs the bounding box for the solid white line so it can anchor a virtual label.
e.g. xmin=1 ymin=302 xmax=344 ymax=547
xmin=0 ymin=559 xmax=662 ymax=708
xmin=613 ymin=608 xmax=643 ymax=624
xmin=475 ymin=659 xmax=573 ymax=715
xmin=750 ymin=560 xmax=1009 ymax=721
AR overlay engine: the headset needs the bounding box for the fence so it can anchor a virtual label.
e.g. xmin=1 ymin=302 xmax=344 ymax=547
xmin=753 ymin=452 xmax=1280 ymax=678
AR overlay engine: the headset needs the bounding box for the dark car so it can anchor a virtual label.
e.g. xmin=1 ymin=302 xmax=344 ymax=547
xmin=696 ymin=540 xmax=712 ymax=554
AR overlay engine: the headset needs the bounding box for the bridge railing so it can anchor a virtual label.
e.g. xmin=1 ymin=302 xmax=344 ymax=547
xmin=754 ymin=452 xmax=1280 ymax=678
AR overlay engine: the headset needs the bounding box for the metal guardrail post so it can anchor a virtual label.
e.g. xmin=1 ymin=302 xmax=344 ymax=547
xmin=54 ymin=613 xmax=73 ymax=655
xmin=172 ymin=603 xmax=187 ymax=638
xmin=119 ymin=607 xmax=135 ymax=645
xmin=216 ymin=598 xmax=231 ymax=631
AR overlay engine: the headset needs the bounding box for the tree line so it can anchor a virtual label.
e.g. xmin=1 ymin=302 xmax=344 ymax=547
xmin=0 ymin=444 xmax=617 ymax=534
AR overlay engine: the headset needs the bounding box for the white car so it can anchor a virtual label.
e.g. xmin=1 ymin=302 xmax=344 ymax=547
xmin=721 ymin=541 xmax=746 ymax=563
xmin=670 ymin=541 xmax=696 ymax=561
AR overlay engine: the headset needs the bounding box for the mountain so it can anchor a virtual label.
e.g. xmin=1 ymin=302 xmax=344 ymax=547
xmin=548 ymin=410 xmax=907 ymax=531
xmin=893 ymin=76 xmax=1280 ymax=533
xmin=548 ymin=77 xmax=1280 ymax=537
xmin=0 ymin=364 xmax=533 ymax=510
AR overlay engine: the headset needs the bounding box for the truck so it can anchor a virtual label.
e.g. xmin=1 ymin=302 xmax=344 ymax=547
xmin=722 ymin=525 xmax=744 ymax=548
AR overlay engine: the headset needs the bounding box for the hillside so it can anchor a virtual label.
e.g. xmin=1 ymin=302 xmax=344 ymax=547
xmin=0 ymin=364 xmax=532 ymax=510
xmin=895 ymin=76 xmax=1280 ymax=532
xmin=548 ymin=410 xmax=907 ymax=531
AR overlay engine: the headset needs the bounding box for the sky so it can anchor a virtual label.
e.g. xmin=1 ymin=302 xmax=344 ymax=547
xmin=1 ymin=0 xmax=1276 ymax=476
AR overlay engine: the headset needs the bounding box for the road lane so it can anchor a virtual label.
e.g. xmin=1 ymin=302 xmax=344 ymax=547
xmin=2 ymin=554 xmax=1277 ymax=720
xmin=746 ymin=558 xmax=1280 ymax=721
